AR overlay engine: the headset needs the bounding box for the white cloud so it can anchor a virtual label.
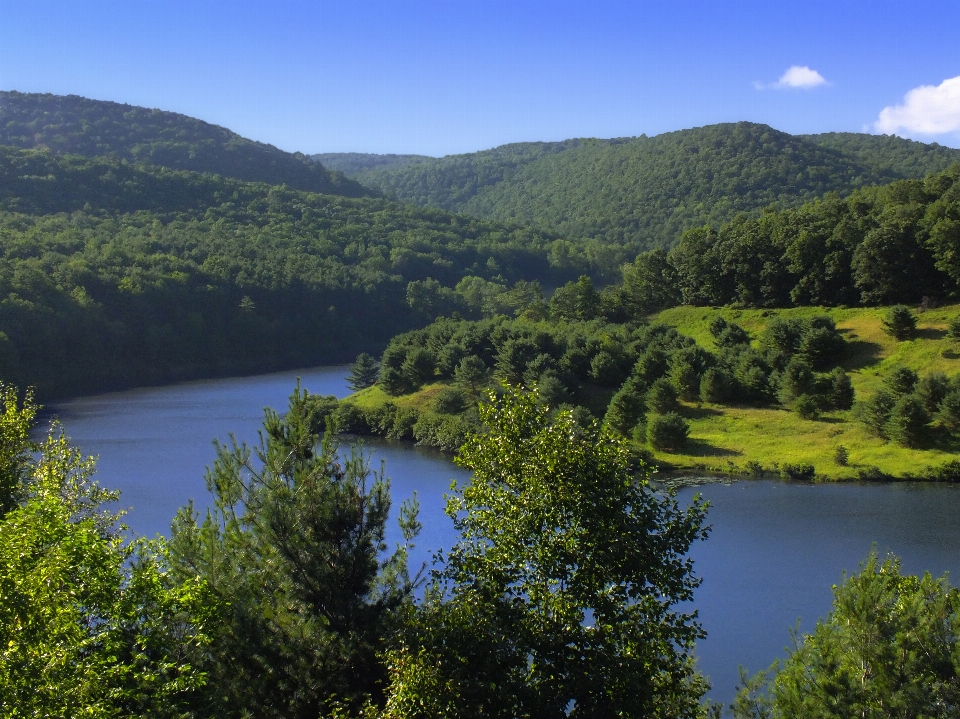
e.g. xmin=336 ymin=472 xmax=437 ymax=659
xmin=875 ymin=76 xmax=960 ymax=136
xmin=777 ymin=65 xmax=828 ymax=89
xmin=756 ymin=65 xmax=828 ymax=90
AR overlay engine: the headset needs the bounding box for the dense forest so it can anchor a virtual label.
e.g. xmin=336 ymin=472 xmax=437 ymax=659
xmin=326 ymin=123 xmax=960 ymax=251
xmin=628 ymin=163 xmax=960 ymax=310
xmin=0 ymin=91 xmax=369 ymax=197
xmin=0 ymin=146 xmax=588 ymax=398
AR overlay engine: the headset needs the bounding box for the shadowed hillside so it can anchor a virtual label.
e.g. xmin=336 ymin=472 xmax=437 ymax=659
xmin=0 ymin=91 xmax=369 ymax=197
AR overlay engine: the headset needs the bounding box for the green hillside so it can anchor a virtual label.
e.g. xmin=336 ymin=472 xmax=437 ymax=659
xmin=338 ymin=123 xmax=960 ymax=251
xmin=0 ymin=147 xmax=581 ymax=399
xmin=312 ymin=152 xmax=433 ymax=175
xmin=0 ymin=91 xmax=369 ymax=197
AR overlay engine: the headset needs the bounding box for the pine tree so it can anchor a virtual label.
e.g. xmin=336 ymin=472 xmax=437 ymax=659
xmin=347 ymin=352 xmax=381 ymax=391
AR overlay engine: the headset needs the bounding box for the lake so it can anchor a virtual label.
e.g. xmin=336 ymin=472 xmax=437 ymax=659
xmin=39 ymin=366 xmax=960 ymax=705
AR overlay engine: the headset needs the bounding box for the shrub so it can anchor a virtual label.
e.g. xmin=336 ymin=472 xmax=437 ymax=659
xmin=647 ymin=412 xmax=690 ymax=451
xmin=708 ymin=315 xmax=728 ymax=338
xmin=331 ymin=402 xmax=370 ymax=434
xmin=882 ymin=305 xmax=917 ymax=340
xmin=885 ymin=395 xmax=929 ymax=448
xmin=948 ymin=316 xmax=960 ymax=340
xmin=780 ymin=463 xmax=815 ymax=481
xmin=717 ymin=323 xmax=751 ymax=347
xmin=833 ymin=445 xmax=849 ymax=467
xmin=433 ymin=386 xmax=470 ymax=415
xmin=794 ymin=394 xmax=820 ymax=420
xmin=930 ymin=459 xmax=960 ymax=482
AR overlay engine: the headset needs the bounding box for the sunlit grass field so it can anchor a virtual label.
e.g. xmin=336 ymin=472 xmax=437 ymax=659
xmin=654 ymin=304 xmax=960 ymax=479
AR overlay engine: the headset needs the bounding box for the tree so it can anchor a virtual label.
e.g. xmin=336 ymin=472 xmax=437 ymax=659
xmin=882 ymin=305 xmax=918 ymax=341
xmin=648 ymin=412 xmax=691 ymax=451
xmin=939 ymin=388 xmax=960 ymax=431
xmin=733 ymin=553 xmax=960 ymax=719
xmin=454 ymin=355 xmax=491 ymax=398
xmin=347 ymin=352 xmax=381 ymax=391
xmin=383 ymin=386 xmax=712 ymax=718
xmin=647 ymin=376 xmax=680 ymax=414
xmin=0 ymin=385 xmax=213 ymax=716
xmin=916 ymin=371 xmax=949 ymax=413
xmin=168 ymin=385 xmax=420 ymax=717
xmin=604 ymin=376 xmax=647 ymax=435
xmin=861 ymin=389 xmax=897 ymax=438
xmin=828 ymin=368 xmax=855 ymax=410
xmin=885 ymin=366 xmax=919 ymax=396
xmin=885 ymin=394 xmax=930 ymax=447
xmin=549 ymin=275 xmax=602 ymax=321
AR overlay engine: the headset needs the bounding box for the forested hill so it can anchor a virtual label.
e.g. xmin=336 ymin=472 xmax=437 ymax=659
xmin=331 ymin=123 xmax=960 ymax=251
xmin=0 ymin=91 xmax=369 ymax=197
xmin=312 ymin=152 xmax=434 ymax=176
xmin=0 ymin=147 xmax=577 ymax=399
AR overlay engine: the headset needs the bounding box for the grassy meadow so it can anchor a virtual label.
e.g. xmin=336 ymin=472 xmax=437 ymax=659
xmin=654 ymin=304 xmax=960 ymax=479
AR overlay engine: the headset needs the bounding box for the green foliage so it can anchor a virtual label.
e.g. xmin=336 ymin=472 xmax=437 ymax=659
xmin=780 ymin=463 xmax=815 ymax=481
xmin=883 ymin=305 xmax=919 ymax=340
xmin=885 ymin=366 xmax=920 ymax=396
xmin=432 ymin=386 xmax=470 ymax=414
xmin=793 ymin=394 xmax=820 ymax=420
xmin=0 ymin=385 xmax=213 ymax=716
xmin=700 ymin=367 xmax=733 ymax=403
xmin=168 ymin=386 xmax=420 ymax=716
xmin=0 ymin=146 xmax=578 ymax=399
xmin=938 ymin=388 xmax=960 ymax=431
xmin=604 ymin=376 xmax=648 ymax=436
xmin=454 ymin=355 xmax=492 ymax=397
xmin=860 ymin=389 xmax=897 ymax=438
xmin=344 ymin=123 xmax=960 ymax=256
xmin=549 ymin=275 xmax=602 ymax=321
xmin=948 ymin=316 xmax=960 ymax=339
xmin=384 ymin=386 xmax=711 ymax=717
xmin=885 ymin=395 xmax=930 ymax=447
xmin=833 ymin=445 xmax=849 ymax=466
xmin=347 ymin=353 xmax=381 ymax=392
xmin=648 ymin=412 xmax=691 ymax=451
xmin=828 ymin=368 xmax=855 ymax=410
xmin=734 ymin=553 xmax=960 ymax=719
xmin=916 ymin=371 xmax=950 ymax=413
xmin=648 ymin=377 xmax=680 ymax=413
xmin=665 ymin=166 xmax=960 ymax=308
xmin=0 ymin=91 xmax=368 ymax=197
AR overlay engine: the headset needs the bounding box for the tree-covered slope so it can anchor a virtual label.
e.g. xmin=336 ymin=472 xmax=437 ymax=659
xmin=0 ymin=147 xmax=579 ymax=399
xmin=311 ymin=152 xmax=433 ymax=176
xmin=0 ymin=91 xmax=369 ymax=197
xmin=342 ymin=123 xmax=960 ymax=251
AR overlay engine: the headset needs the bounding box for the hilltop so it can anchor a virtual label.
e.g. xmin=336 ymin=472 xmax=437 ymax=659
xmin=325 ymin=124 xmax=960 ymax=251
xmin=0 ymin=91 xmax=369 ymax=197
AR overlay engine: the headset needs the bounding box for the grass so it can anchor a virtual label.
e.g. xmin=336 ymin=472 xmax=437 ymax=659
xmin=652 ymin=304 xmax=960 ymax=480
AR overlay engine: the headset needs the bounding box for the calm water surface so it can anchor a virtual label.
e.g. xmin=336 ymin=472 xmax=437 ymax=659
xmin=41 ymin=368 xmax=960 ymax=704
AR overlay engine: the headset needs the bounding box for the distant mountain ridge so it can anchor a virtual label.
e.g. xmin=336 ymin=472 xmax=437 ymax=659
xmin=0 ymin=91 xmax=370 ymax=197
xmin=321 ymin=124 xmax=960 ymax=250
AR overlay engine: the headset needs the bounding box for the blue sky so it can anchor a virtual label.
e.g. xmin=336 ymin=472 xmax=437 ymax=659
xmin=2 ymin=0 xmax=960 ymax=156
